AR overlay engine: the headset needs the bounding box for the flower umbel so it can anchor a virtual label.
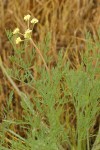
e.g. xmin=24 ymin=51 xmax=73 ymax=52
xmin=16 ymin=37 xmax=22 ymax=44
xmin=13 ymin=28 xmax=20 ymax=34
xmin=24 ymin=14 xmax=31 ymax=21
xmin=13 ymin=14 xmax=38 ymax=44
xmin=31 ymin=18 xmax=38 ymax=24
xmin=24 ymin=29 xmax=32 ymax=39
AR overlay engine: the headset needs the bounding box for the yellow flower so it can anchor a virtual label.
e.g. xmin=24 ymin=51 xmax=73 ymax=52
xmin=24 ymin=29 xmax=32 ymax=39
xmin=13 ymin=28 xmax=20 ymax=34
xmin=31 ymin=18 xmax=38 ymax=24
xmin=24 ymin=14 xmax=31 ymax=21
xmin=16 ymin=37 xmax=22 ymax=44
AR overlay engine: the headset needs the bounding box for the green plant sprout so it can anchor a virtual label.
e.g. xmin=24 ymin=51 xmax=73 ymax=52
xmin=0 ymin=14 xmax=100 ymax=150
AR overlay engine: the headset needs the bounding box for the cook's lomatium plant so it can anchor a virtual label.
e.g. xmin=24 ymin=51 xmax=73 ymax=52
xmin=13 ymin=14 xmax=49 ymax=73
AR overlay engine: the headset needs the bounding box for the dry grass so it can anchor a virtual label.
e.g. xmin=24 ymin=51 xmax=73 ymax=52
xmin=0 ymin=0 xmax=100 ymax=66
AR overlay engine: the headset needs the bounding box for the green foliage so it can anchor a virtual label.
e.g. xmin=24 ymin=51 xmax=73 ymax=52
xmin=0 ymin=31 xmax=100 ymax=150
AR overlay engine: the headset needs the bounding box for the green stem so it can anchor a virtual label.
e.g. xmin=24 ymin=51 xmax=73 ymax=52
xmin=30 ymin=39 xmax=50 ymax=75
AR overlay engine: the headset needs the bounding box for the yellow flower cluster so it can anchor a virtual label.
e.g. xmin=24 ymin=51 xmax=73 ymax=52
xmin=13 ymin=14 xmax=39 ymax=44
xmin=13 ymin=28 xmax=20 ymax=34
xmin=16 ymin=37 xmax=22 ymax=44
xmin=24 ymin=29 xmax=32 ymax=39
xmin=31 ymin=18 xmax=38 ymax=24
xmin=24 ymin=14 xmax=31 ymax=21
